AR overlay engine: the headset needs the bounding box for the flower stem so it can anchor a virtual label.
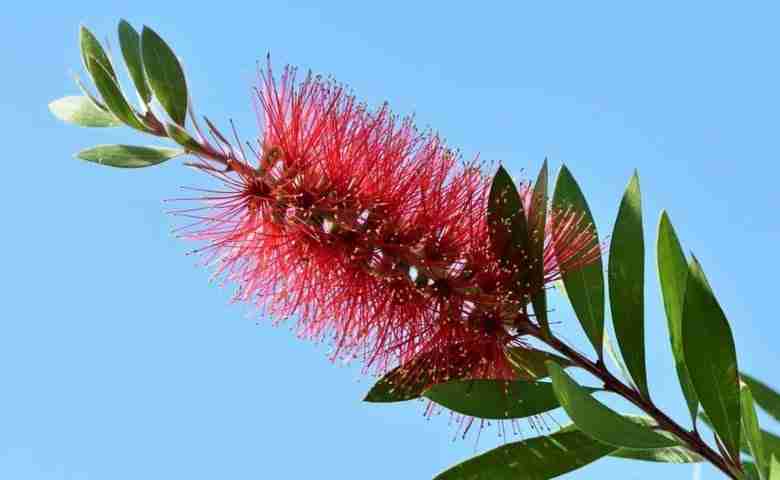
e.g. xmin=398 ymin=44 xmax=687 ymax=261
xmin=524 ymin=322 xmax=741 ymax=479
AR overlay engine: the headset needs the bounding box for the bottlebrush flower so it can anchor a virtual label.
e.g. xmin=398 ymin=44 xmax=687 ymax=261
xmin=175 ymin=63 xmax=600 ymax=393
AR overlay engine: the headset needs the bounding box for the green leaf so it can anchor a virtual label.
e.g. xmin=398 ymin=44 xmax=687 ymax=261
xmin=528 ymin=160 xmax=549 ymax=328
xmin=434 ymin=430 xmax=614 ymax=480
xmin=141 ymin=26 xmax=188 ymax=126
xmin=682 ymin=257 xmax=741 ymax=459
xmin=700 ymin=412 xmax=780 ymax=460
xmin=610 ymin=445 xmax=702 ymax=463
xmin=552 ymin=165 xmax=604 ymax=357
xmin=766 ymin=432 xmax=780 ymax=461
xmin=560 ymin=419 xmax=703 ymax=463
xmin=487 ymin=166 xmax=531 ymax=294
xmin=608 ymin=172 xmax=648 ymax=398
xmin=79 ymin=26 xmax=116 ymax=81
xmin=771 ymin=456 xmax=780 ymax=480
xmin=743 ymin=382 xmax=768 ymax=479
xmin=85 ymin=57 xmax=149 ymax=132
xmin=547 ymin=361 xmax=676 ymax=449
xmin=118 ymin=20 xmax=152 ymax=105
xmin=742 ymin=373 xmax=780 ymax=424
xmin=48 ymin=96 xmax=121 ymax=127
xmin=363 ymin=365 xmax=428 ymax=403
xmin=603 ymin=334 xmax=636 ymax=389
xmin=423 ymin=379 xmax=591 ymax=420
xmin=657 ymin=211 xmax=699 ymax=421
xmin=76 ymin=145 xmax=184 ymax=168
xmin=165 ymin=122 xmax=208 ymax=154
xmin=71 ymin=72 xmax=110 ymax=112
xmin=505 ymin=347 xmax=571 ymax=381
xmin=747 ymin=462 xmax=763 ymax=480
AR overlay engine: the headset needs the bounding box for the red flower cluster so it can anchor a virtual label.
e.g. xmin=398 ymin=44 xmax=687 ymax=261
xmin=178 ymin=64 xmax=599 ymax=392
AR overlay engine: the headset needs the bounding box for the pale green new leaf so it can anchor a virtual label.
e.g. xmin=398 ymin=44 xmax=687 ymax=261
xmin=49 ymin=96 xmax=121 ymax=127
xmin=76 ymin=145 xmax=184 ymax=168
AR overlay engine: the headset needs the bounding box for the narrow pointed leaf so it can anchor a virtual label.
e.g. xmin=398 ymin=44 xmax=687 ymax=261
xmin=547 ymin=361 xmax=675 ymax=449
xmin=608 ymin=172 xmax=648 ymax=397
xmin=700 ymin=412 xmax=780 ymax=460
xmin=610 ymin=446 xmax=703 ymax=463
xmin=79 ymin=26 xmax=116 ymax=81
xmin=141 ymin=26 xmax=188 ymax=126
xmin=487 ymin=166 xmax=531 ymax=293
xmin=771 ymin=456 xmax=780 ymax=480
xmin=743 ymin=382 xmax=768 ymax=479
xmin=72 ymin=72 xmax=109 ymax=112
xmin=505 ymin=347 xmax=571 ymax=380
xmin=561 ymin=418 xmax=703 ymax=463
xmin=76 ymin=145 xmax=183 ymax=168
xmin=86 ymin=57 xmax=149 ymax=132
xmin=49 ymin=96 xmax=121 ymax=127
xmin=742 ymin=373 xmax=780 ymax=423
xmin=423 ymin=379 xmax=594 ymax=420
xmin=434 ymin=430 xmax=614 ymax=480
xmin=363 ymin=364 xmax=429 ymax=403
xmin=552 ymin=166 xmax=604 ymax=357
xmin=682 ymin=257 xmax=741 ymax=458
xmin=528 ymin=160 xmax=549 ymax=328
xmin=657 ymin=211 xmax=699 ymax=421
xmin=604 ymin=334 xmax=636 ymax=389
xmin=118 ymin=20 xmax=152 ymax=105
xmin=746 ymin=462 xmax=763 ymax=480
xmin=165 ymin=122 xmax=208 ymax=154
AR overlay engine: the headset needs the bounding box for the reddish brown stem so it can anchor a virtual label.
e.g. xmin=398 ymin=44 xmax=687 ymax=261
xmin=524 ymin=322 xmax=740 ymax=479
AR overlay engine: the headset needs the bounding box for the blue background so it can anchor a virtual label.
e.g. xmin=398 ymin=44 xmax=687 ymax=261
xmin=2 ymin=2 xmax=778 ymax=479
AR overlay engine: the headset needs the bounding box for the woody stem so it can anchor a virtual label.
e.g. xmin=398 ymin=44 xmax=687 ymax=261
xmin=523 ymin=322 xmax=741 ymax=480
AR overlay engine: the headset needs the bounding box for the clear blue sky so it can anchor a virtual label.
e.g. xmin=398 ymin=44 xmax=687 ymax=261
xmin=2 ymin=2 xmax=779 ymax=479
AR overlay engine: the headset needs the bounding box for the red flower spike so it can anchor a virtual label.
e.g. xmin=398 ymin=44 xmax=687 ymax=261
xmin=176 ymin=64 xmax=600 ymax=394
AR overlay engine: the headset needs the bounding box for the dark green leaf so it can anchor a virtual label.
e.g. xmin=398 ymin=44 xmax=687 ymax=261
xmin=487 ymin=166 xmax=531 ymax=293
xmin=552 ymin=165 xmax=604 ymax=357
xmin=657 ymin=211 xmax=699 ymax=421
xmin=505 ymin=347 xmax=571 ymax=381
xmin=434 ymin=430 xmax=614 ymax=480
xmin=79 ymin=26 xmax=116 ymax=81
xmin=608 ymin=172 xmax=648 ymax=398
xmin=165 ymin=122 xmax=208 ymax=154
xmin=363 ymin=364 xmax=428 ymax=403
xmin=528 ymin=160 xmax=549 ymax=328
xmin=118 ymin=20 xmax=152 ymax=105
xmin=746 ymin=462 xmax=762 ymax=480
xmin=141 ymin=26 xmax=188 ymax=126
xmin=682 ymin=257 xmax=741 ymax=458
xmin=86 ymin=57 xmax=149 ymax=132
xmin=48 ymin=96 xmax=121 ymax=127
xmin=76 ymin=145 xmax=183 ymax=168
xmin=561 ymin=419 xmax=703 ymax=463
xmin=701 ymin=412 xmax=780 ymax=460
xmin=743 ymin=382 xmax=768 ymax=479
xmin=742 ymin=373 xmax=780 ymax=424
xmin=547 ymin=361 xmax=676 ymax=449
xmin=423 ymin=379 xmax=590 ymax=420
